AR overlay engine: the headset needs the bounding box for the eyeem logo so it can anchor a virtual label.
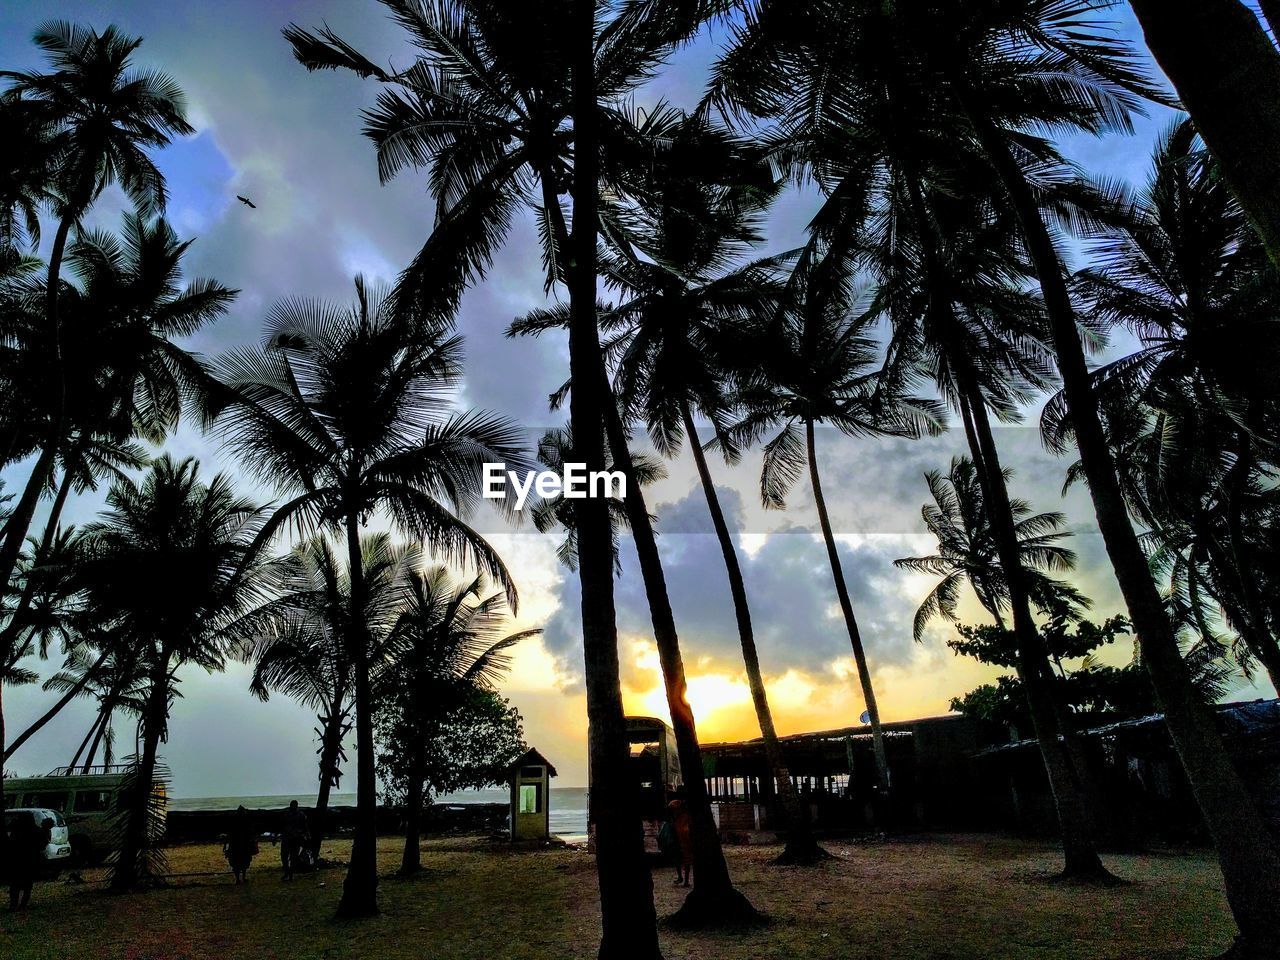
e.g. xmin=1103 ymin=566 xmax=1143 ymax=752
xmin=483 ymin=463 xmax=626 ymax=510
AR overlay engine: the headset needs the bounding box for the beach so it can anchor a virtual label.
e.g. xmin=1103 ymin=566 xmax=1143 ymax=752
xmin=167 ymin=787 xmax=591 ymax=844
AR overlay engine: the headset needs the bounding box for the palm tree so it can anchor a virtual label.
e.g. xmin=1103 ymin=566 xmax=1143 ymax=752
xmin=895 ymin=458 xmax=1082 ymax=640
xmin=383 ymin=566 xmax=534 ymax=875
xmin=1047 ymin=119 xmax=1280 ymax=690
xmin=0 ymin=23 xmax=194 ymax=595
xmin=54 ymin=637 xmax=149 ymax=776
xmin=75 ymin=456 xmax=271 ymax=890
xmin=729 ymin=245 xmax=942 ymax=808
xmin=208 ymin=275 xmax=526 ymax=918
xmin=716 ymin=0 xmax=1280 ymax=938
xmin=247 ymin=534 xmax=417 ymax=858
xmin=0 ymin=90 xmax=57 ymax=254
xmin=1127 ymin=0 xmax=1280 ymax=268
xmin=283 ymin=4 xmax=736 ymax=943
xmin=2 ymin=214 xmax=230 ymax=761
xmin=576 ymin=130 xmax=832 ymax=863
xmin=526 ymin=421 xmax=763 ymax=919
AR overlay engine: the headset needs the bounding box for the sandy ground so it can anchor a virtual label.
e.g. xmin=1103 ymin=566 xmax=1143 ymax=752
xmin=0 ymin=833 xmax=1236 ymax=960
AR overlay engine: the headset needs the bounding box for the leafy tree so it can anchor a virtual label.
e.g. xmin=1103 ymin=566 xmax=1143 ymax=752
xmin=208 ymin=275 xmax=525 ymax=917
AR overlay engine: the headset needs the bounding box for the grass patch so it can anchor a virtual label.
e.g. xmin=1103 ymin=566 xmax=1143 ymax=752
xmin=0 ymin=834 xmax=1236 ymax=959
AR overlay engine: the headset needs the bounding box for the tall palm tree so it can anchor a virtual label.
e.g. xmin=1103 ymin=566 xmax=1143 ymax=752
xmin=923 ymin=3 xmax=1280 ymax=937
xmin=729 ymin=245 xmax=942 ymax=806
xmin=578 ymin=130 xmax=831 ymax=863
xmin=717 ymin=0 xmax=1280 ymax=937
xmin=247 ymin=534 xmax=418 ymax=858
xmin=76 ymin=456 xmax=271 ymax=891
xmin=2 ymin=214 xmax=230 ymax=761
xmin=208 ymin=275 xmax=526 ymax=918
xmin=383 ymin=566 xmax=534 ymax=876
xmin=1047 ymin=119 xmax=1280 ymax=690
xmin=42 ymin=627 xmax=150 ymax=778
xmin=284 ymin=3 xmax=739 ymax=942
xmin=526 ymin=421 xmax=764 ymax=919
xmin=511 ymin=113 xmax=775 ymax=908
xmin=0 ymin=23 xmax=194 ymax=595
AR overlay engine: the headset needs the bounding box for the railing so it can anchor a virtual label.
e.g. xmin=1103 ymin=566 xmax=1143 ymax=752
xmin=45 ymin=763 xmax=133 ymax=777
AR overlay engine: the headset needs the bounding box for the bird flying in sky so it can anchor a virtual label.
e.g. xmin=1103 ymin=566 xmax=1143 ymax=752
xmin=236 ymin=195 xmax=256 ymax=208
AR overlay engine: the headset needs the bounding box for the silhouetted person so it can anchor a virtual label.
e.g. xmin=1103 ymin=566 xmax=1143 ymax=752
xmin=666 ymin=789 xmax=693 ymax=887
xmin=7 ymin=813 xmax=49 ymax=910
xmin=280 ymin=800 xmax=309 ymax=880
xmin=224 ymin=806 xmax=258 ymax=884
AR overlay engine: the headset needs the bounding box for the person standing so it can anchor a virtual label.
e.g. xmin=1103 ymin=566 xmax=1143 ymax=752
xmin=224 ymin=806 xmax=259 ymax=885
xmin=6 ymin=813 xmax=49 ymax=910
xmin=666 ymin=790 xmax=694 ymax=888
xmin=280 ymin=800 xmax=309 ymax=880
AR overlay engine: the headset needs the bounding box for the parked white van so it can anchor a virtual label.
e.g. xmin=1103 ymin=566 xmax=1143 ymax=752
xmin=4 ymin=765 xmax=131 ymax=864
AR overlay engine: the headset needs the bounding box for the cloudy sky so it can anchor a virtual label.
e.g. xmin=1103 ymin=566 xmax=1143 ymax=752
xmin=4 ymin=1 xmax=1274 ymax=795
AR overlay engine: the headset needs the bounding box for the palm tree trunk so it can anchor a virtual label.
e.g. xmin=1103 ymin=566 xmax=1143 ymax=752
xmin=1129 ymin=0 xmax=1280 ymax=269
xmin=0 ymin=442 xmax=58 ymax=602
xmin=401 ymin=743 xmax=423 ymax=877
xmin=82 ymin=707 xmax=110 ymax=773
xmin=956 ymin=380 xmax=1111 ymax=878
xmin=0 ymin=461 xmax=76 ymax=658
xmin=111 ymin=654 xmax=168 ymax=892
xmin=1223 ymin=428 xmax=1280 ymax=691
xmin=0 ymin=683 xmax=7 ymax=817
xmin=312 ymin=709 xmax=344 ymax=859
xmin=338 ymin=514 xmax=379 ymax=918
xmin=803 ymin=418 xmax=892 ymax=801
xmin=1262 ymin=0 xmax=1280 ymax=49
xmin=598 ymin=396 xmax=760 ymax=926
xmin=568 ymin=5 xmax=660 ymax=955
xmin=960 ymin=84 xmax=1280 ymax=951
xmin=680 ymin=403 xmax=827 ymax=863
xmin=3 ymin=644 xmax=112 ymax=761
xmin=68 ymin=710 xmax=105 ymax=771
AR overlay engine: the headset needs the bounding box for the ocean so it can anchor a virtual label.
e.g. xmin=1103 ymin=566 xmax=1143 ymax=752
xmin=169 ymin=786 xmax=590 ymax=843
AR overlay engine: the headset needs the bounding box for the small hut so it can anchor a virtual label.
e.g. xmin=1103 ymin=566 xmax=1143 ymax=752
xmin=509 ymin=747 xmax=557 ymax=841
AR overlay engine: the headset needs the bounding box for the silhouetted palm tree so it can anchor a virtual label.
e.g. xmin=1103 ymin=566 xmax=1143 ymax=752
xmin=0 ymin=23 xmax=193 ymax=595
xmin=895 ymin=458 xmax=1081 ymax=640
xmin=1048 ymin=119 xmax=1280 ymax=690
xmin=581 ymin=128 xmax=830 ymax=863
xmin=384 ymin=566 xmax=535 ymax=875
xmin=77 ymin=456 xmax=271 ymax=891
xmin=730 ymin=245 xmax=942 ymax=805
xmin=285 ymin=6 xmax=727 ymax=943
xmin=247 ymin=534 xmax=417 ymax=857
xmin=208 ymin=275 xmax=525 ymax=917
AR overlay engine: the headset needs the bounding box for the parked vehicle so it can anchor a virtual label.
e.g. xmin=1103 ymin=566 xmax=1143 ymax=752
xmin=4 ymin=765 xmax=139 ymax=865
xmin=3 ymin=808 xmax=73 ymax=877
